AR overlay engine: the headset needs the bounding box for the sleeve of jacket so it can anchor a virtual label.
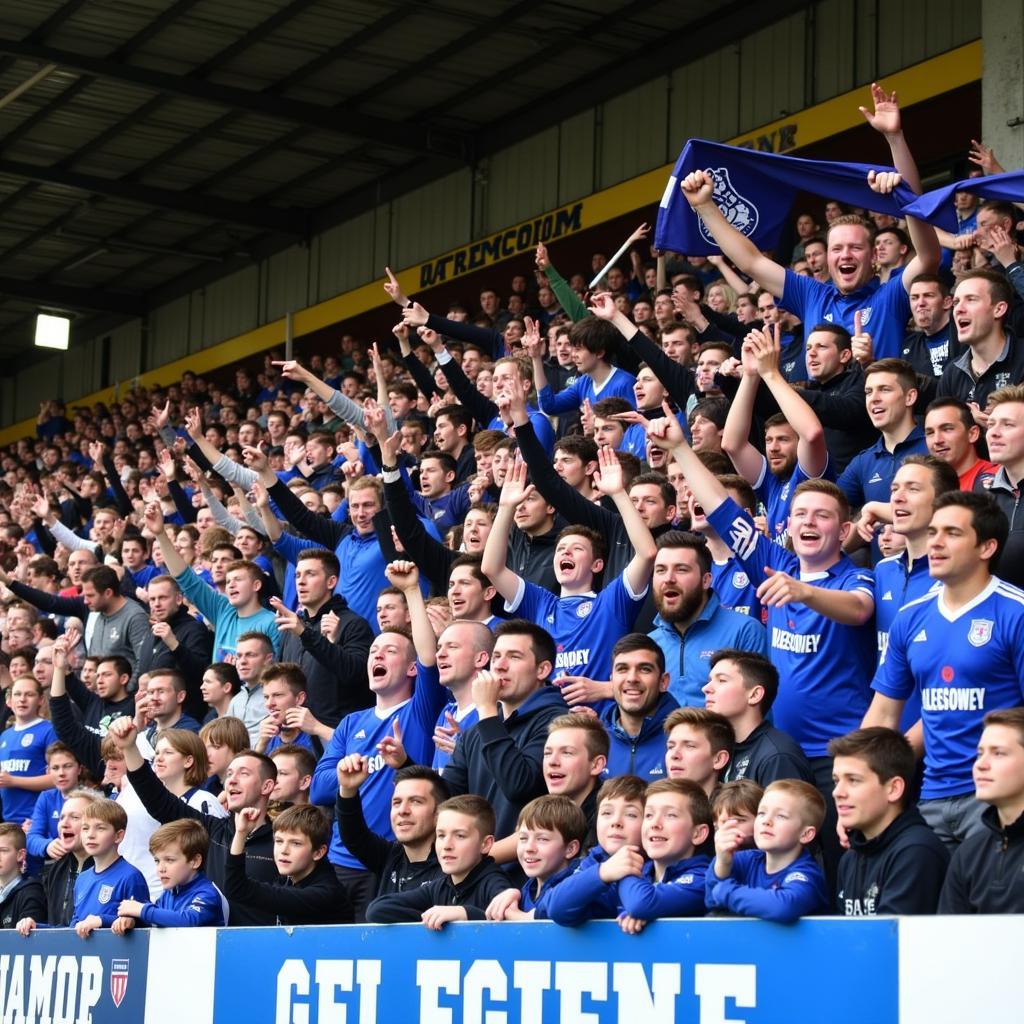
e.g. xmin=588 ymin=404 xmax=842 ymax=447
xmin=627 ymin=329 xmax=698 ymax=411
xmin=168 ymin=480 xmax=198 ymax=524
xmin=126 ymin=761 xmax=209 ymax=827
xmin=463 ymin=871 xmax=520 ymax=921
xmin=706 ymin=865 xmax=825 ymax=923
xmin=875 ymin=842 xmax=949 ymax=915
xmin=618 ymin=870 xmax=707 ymax=919
xmin=32 ymin=517 xmax=57 ymax=557
xmin=544 ymin=260 xmax=588 ymax=322
xmin=384 ymin=477 xmax=454 ymax=593
xmin=7 ymin=580 xmax=88 ymax=619
xmin=425 ymin=314 xmax=503 ymax=360
xmin=546 ymin=863 xmax=612 ymax=925
xmin=13 ymin=882 xmax=47 ymax=925
xmin=170 ymin=619 xmax=214 ymax=682
xmin=402 ymin=352 xmax=443 ymax=400
xmin=100 ymin=452 xmax=134 ymax=517
xmin=267 ymin=479 xmax=345 ymax=550
xmin=335 ymin=794 xmax=392 ymax=876
xmin=436 ymin=353 xmax=499 ymax=429
xmin=139 ymin=894 xmax=222 ymax=927
xmin=474 ymin=714 xmax=552 ymax=806
xmin=26 ymin=796 xmax=55 ymax=859
xmin=937 ymin=847 xmax=973 ymax=914
xmin=49 ymin=694 xmax=104 ymax=778
xmin=299 ymin=616 xmax=372 ymax=688
xmin=798 ymin=384 xmax=872 ymax=431
xmin=222 ymin=849 xmax=329 ymax=922
xmin=365 ymin=883 xmax=437 ymax=923
xmin=515 ymin=421 xmax=618 ymax=536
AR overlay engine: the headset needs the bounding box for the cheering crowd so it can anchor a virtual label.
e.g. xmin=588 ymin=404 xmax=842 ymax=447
xmin=0 ymin=84 xmax=1022 ymax=937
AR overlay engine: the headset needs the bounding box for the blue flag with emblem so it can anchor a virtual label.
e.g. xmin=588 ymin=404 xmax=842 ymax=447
xmin=900 ymin=168 xmax=1024 ymax=230
xmin=654 ymin=139 xmax=920 ymax=256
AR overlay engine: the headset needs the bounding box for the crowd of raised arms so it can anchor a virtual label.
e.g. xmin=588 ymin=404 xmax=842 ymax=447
xmin=0 ymin=87 xmax=1023 ymax=938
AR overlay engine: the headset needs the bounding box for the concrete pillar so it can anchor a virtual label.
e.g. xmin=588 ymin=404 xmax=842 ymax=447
xmin=981 ymin=0 xmax=1024 ymax=172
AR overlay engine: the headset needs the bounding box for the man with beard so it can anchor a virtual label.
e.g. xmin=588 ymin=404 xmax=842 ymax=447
xmin=722 ymin=325 xmax=831 ymax=544
xmin=647 ymin=532 xmax=766 ymax=708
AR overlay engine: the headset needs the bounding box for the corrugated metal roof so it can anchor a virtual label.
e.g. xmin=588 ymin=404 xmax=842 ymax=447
xmin=0 ymin=0 xmax=754 ymax=366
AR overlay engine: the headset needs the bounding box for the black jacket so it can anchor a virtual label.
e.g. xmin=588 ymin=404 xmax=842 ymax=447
xmin=937 ymin=331 xmax=1024 ymax=411
xmin=939 ymin=805 xmax=1024 ymax=914
xmin=223 ymin=850 xmax=353 ymax=925
xmin=50 ymin=689 xmax=135 ymax=778
xmin=127 ymin=760 xmax=278 ymax=926
xmin=0 ymin=876 xmax=47 ymax=928
xmin=508 ymin=521 xmax=562 ymax=596
xmin=279 ymin=595 xmax=374 ymax=729
xmin=976 ymin=468 xmax=1024 ymax=590
xmin=787 ymin=366 xmax=875 ymax=473
xmin=725 ymin=721 xmax=815 ymax=787
xmin=41 ymin=853 xmax=92 ymax=927
xmin=365 ymin=856 xmax=511 ymax=922
xmin=336 ymin=793 xmax=443 ymax=897
xmin=443 ymin=685 xmax=568 ymax=837
xmin=837 ymin=806 xmax=949 ymax=915
xmin=137 ymin=607 xmax=214 ymax=721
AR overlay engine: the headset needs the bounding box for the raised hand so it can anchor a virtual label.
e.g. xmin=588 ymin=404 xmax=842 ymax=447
xmin=593 ymin=444 xmax=624 ymax=497
xmin=183 ymin=406 xmax=203 ymax=439
xmin=627 ymin=222 xmax=651 ymax=245
xmin=470 ymin=670 xmax=502 ymax=716
xmin=401 ymin=302 xmax=429 ymax=328
xmin=587 ymin=292 xmax=617 ymax=321
xmin=867 ymin=169 xmax=902 ymax=195
xmin=88 ymin=440 xmax=106 ymax=465
xmin=391 ymin=322 xmax=411 ymax=355
xmin=142 ymin=501 xmax=165 ymax=534
xmin=432 ymin=711 xmax=461 ymax=756
xmin=416 ymin=325 xmax=442 ymax=351
xmin=152 ymin=401 xmax=171 ymax=429
xmin=983 ymin=224 xmax=1017 ymax=266
xmin=377 ymin=718 xmax=407 ymax=770
xmin=497 ymin=455 xmax=534 ymax=510
xmin=859 ymin=82 xmax=901 ymax=136
xmin=383 ymin=266 xmax=408 ymax=307
xmin=521 ymin=316 xmax=542 ymax=357
xmin=362 ymin=397 xmax=387 ymax=440
xmin=851 ymin=310 xmax=874 ymax=366
xmin=233 ymin=806 xmax=261 ymax=835
xmin=270 ymin=596 xmax=304 ymax=636
xmin=320 ymin=609 xmax=341 ymax=642
xmin=157 ymin=448 xmax=177 ymax=480
xmin=336 ymin=754 xmax=370 ymax=794
xmin=535 ymin=242 xmax=550 ymax=271
xmin=271 ymin=359 xmax=311 ymax=383
xmin=106 ymin=717 xmax=138 ymax=751
xmin=384 ymin=559 xmax=420 ymax=592
xmin=645 ymin=400 xmax=686 ymax=451
xmin=679 ymin=169 xmax=715 ymax=208
xmin=968 ymin=139 xmax=1003 ymax=176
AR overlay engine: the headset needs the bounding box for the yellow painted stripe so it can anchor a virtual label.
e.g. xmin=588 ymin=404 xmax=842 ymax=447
xmin=0 ymin=40 xmax=981 ymax=446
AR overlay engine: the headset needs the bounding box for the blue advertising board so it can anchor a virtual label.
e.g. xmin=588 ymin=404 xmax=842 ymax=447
xmin=213 ymin=918 xmax=898 ymax=1024
xmin=0 ymin=929 xmax=149 ymax=1024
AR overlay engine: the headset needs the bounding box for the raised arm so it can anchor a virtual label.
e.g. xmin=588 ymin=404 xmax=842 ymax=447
xmin=721 ymin=350 xmax=767 ymax=485
xmin=680 ymin=171 xmax=786 ymax=297
xmin=751 ymin=324 xmax=827 ymax=477
xmin=593 ymin=445 xmax=656 ymax=596
xmin=536 ymin=243 xmax=588 ymax=322
xmin=859 ymin=83 xmax=939 ymax=287
xmin=385 ymin=561 xmax=435 ymax=667
xmin=480 ymin=457 xmax=530 ymax=604
xmin=143 ymin=503 xmax=187 ymax=578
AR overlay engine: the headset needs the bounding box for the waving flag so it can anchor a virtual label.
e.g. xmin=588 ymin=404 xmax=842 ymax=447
xmin=900 ymin=169 xmax=1024 ymax=230
xmin=654 ymin=139 xmax=920 ymax=255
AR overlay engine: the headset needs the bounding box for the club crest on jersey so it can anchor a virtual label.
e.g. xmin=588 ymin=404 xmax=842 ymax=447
xmin=968 ymin=619 xmax=994 ymax=647
xmin=575 ymin=601 xmax=593 ymax=619
xmin=857 ymin=307 xmax=873 ymax=327
xmin=98 ymin=884 xmax=114 ymax=905
xmin=732 ymin=571 xmax=749 ymax=589
xmin=697 ymin=168 xmax=758 ymax=245
xmin=110 ymin=959 xmax=130 ymax=1008
xmin=20 ymin=733 xmax=33 ymax=747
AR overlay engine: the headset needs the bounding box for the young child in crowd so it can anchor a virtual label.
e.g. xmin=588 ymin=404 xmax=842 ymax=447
xmin=224 ymin=804 xmax=352 ymax=925
xmin=0 ymin=824 xmax=45 ymax=928
xmin=705 ymin=780 xmax=828 ymax=922
xmin=365 ymin=795 xmax=510 ymax=927
xmin=546 ymin=775 xmax=647 ymax=925
xmin=485 ymin=795 xmax=587 ymax=921
xmin=710 ymin=780 xmax=764 ymax=852
xmin=112 ymin=820 xmax=227 ymax=930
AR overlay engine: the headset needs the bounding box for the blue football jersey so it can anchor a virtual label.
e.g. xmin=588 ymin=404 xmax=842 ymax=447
xmin=754 ymin=454 xmax=836 ymax=546
xmin=708 ymin=498 xmax=876 ymax=757
xmin=0 ymin=719 xmax=57 ymax=823
xmin=873 ymin=578 xmax=1024 ymax=800
xmin=507 ymin=576 xmax=647 ymax=681
xmin=711 ymin=556 xmax=764 ymax=624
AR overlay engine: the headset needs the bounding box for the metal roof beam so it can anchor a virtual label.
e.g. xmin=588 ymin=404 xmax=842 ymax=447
xmin=0 ymin=157 xmax=303 ymax=235
xmin=0 ymin=38 xmax=470 ymax=159
xmin=0 ymin=276 xmax=145 ymax=315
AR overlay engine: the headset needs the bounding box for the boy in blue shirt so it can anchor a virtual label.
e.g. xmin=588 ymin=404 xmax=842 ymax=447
xmin=70 ymin=799 xmax=150 ymax=938
xmin=482 ymin=449 xmax=656 ymax=682
xmin=0 ymin=676 xmax=57 ymax=826
xmin=112 ymin=820 xmax=226 ymax=931
xmin=546 ymin=775 xmax=647 ymax=925
xmin=705 ymin=780 xmax=828 ymax=923
xmin=484 ymin=795 xmax=587 ymax=921
xmin=616 ymin=779 xmax=711 ymax=932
